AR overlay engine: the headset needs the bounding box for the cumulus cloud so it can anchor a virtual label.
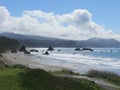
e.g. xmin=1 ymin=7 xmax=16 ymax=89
xmin=0 ymin=7 xmax=10 ymax=24
xmin=0 ymin=6 xmax=119 ymax=40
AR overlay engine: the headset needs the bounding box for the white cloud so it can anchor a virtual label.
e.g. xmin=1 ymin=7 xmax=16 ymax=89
xmin=0 ymin=7 xmax=10 ymax=24
xmin=0 ymin=6 xmax=120 ymax=40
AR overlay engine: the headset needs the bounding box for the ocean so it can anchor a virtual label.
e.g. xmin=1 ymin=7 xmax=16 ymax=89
xmin=29 ymin=48 xmax=120 ymax=74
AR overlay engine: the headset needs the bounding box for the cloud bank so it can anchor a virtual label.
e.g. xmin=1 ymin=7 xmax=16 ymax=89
xmin=0 ymin=6 xmax=119 ymax=40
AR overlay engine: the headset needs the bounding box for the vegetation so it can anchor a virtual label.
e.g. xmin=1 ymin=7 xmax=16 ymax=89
xmin=87 ymin=70 xmax=120 ymax=86
xmin=0 ymin=36 xmax=19 ymax=53
xmin=0 ymin=69 xmax=104 ymax=90
xmin=0 ymin=35 xmax=105 ymax=90
xmin=2 ymin=32 xmax=120 ymax=48
xmin=0 ymin=59 xmax=6 ymax=70
xmin=0 ymin=60 xmax=104 ymax=90
xmin=11 ymin=64 xmax=29 ymax=69
xmin=49 ymin=69 xmax=80 ymax=75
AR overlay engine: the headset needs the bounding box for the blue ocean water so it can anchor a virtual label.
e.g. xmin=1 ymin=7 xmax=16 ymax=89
xmin=76 ymin=48 xmax=120 ymax=60
xmin=30 ymin=48 xmax=120 ymax=74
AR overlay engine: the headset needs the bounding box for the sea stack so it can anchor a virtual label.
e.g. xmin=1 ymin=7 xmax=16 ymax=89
xmin=19 ymin=45 xmax=27 ymax=52
xmin=47 ymin=46 xmax=54 ymax=51
xmin=75 ymin=48 xmax=81 ymax=51
xmin=82 ymin=48 xmax=94 ymax=51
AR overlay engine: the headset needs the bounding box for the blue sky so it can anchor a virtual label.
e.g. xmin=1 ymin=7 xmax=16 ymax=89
xmin=0 ymin=0 xmax=120 ymax=40
xmin=0 ymin=0 xmax=120 ymax=33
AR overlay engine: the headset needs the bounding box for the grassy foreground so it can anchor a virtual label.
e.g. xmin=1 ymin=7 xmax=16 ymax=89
xmin=0 ymin=61 xmax=104 ymax=90
xmin=87 ymin=70 xmax=120 ymax=86
xmin=0 ymin=68 xmax=105 ymax=90
xmin=49 ymin=69 xmax=80 ymax=75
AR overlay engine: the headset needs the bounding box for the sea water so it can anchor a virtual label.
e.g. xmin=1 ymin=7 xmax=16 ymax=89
xmin=29 ymin=48 xmax=120 ymax=74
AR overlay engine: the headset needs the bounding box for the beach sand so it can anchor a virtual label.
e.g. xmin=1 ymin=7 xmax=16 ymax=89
xmin=1 ymin=51 xmax=66 ymax=71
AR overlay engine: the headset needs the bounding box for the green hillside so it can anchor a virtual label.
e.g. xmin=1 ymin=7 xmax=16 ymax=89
xmin=0 ymin=62 xmax=104 ymax=90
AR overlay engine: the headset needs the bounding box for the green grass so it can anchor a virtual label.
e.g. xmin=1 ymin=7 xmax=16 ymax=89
xmin=87 ymin=70 xmax=120 ymax=86
xmin=0 ymin=59 xmax=6 ymax=70
xmin=0 ymin=68 xmax=24 ymax=76
xmin=0 ymin=59 xmax=104 ymax=90
xmin=49 ymin=69 xmax=80 ymax=75
xmin=11 ymin=64 xmax=29 ymax=69
xmin=0 ymin=68 xmax=104 ymax=90
xmin=0 ymin=68 xmax=24 ymax=90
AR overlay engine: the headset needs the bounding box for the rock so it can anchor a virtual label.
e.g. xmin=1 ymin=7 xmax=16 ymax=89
xmin=58 ymin=49 xmax=61 ymax=52
xmin=0 ymin=54 xmax=3 ymax=57
xmin=19 ymin=45 xmax=26 ymax=52
xmin=75 ymin=48 xmax=81 ymax=51
xmin=43 ymin=51 xmax=49 ymax=55
xmin=82 ymin=48 xmax=94 ymax=51
xmin=47 ymin=46 xmax=54 ymax=51
xmin=24 ymin=51 xmax=30 ymax=54
xmin=30 ymin=49 xmax=39 ymax=52
xmin=11 ymin=49 xmax=17 ymax=53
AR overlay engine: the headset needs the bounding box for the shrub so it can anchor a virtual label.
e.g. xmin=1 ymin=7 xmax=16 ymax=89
xmin=50 ymin=69 xmax=80 ymax=75
xmin=87 ymin=70 xmax=120 ymax=86
xmin=11 ymin=64 xmax=29 ymax=69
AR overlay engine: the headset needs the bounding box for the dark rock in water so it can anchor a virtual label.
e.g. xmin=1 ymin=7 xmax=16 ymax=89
xmin=19 ymin=45 xmax=26 ymax=52
xmin=43 ymin=51 xmax=49 ymax=55
xmin=47 ymin=46 xmax=54 ymax=51
xmin=82 ymin=48 xmax=94 ymax=51
xmin=30 ymin=49 xmax=39 ymax=52
xmin=75 ymin=48 xmax=81 ymax=51
xmin=0 ymin=54 xmax=3 ymax=57
xmin=11 ymin=49 xmax=17 ymax=53
xmin=24 ymin=51 xmax=30 ymax=54
xmin=58 ymin=49 xmax=60 ymax=52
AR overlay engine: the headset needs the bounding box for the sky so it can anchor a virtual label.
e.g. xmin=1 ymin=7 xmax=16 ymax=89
xmin=0 ymin=0 xmax=120 ymax=40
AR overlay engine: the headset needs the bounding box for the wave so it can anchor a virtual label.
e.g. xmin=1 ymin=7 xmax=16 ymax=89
xmin=30 ymin=48 xmax=120 ymax=74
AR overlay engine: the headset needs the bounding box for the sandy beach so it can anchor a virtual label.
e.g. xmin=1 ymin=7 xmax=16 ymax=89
xmin=1 ymin=51 xmax=66 ymax=71
xmin=2 ymin=48 xmax=120 ymax=75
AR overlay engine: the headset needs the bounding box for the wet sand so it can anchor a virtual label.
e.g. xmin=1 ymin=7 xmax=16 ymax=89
xmin=1 ymin=51 xmax=66 ymax=71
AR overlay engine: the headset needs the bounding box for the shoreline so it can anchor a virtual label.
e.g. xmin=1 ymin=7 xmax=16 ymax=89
xmin=1 ymin=51 xmax=68 ymax=71
xmin=1 ymin=50 xmax=120 ymax=75
xmin=1 ymin=51 xmax=120 ymax=90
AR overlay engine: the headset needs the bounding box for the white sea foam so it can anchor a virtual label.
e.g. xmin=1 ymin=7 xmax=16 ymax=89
xmin=29 ymin=48 xmax=120 ymax=74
